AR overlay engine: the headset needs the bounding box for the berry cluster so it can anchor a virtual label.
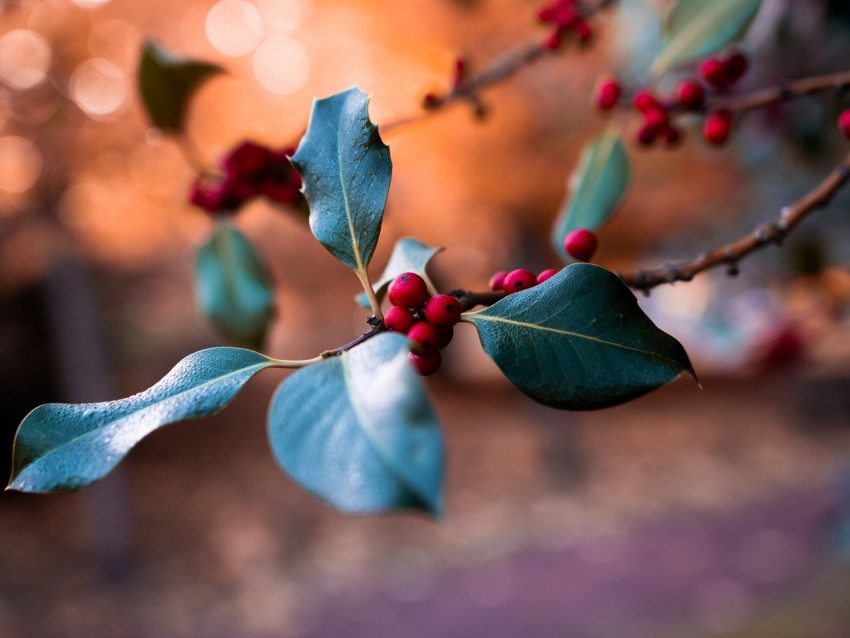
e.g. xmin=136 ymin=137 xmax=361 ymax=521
xmin=384 ymin=273 xmax=461 ymax=376
xmin=487 ymin=229 xmax=596 ymax=296
xmin=536 ymin=0 xmax=593 ymax=51
xmin=594 ymin=51 xmax=751 ymax=148
xmin=489 ymin=268 xmax=558 ymax=294
xmin=189 ymin=141 xmax=304 ymax=215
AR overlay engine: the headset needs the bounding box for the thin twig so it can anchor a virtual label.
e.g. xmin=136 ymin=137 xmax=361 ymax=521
xmin=709 ymin=70 xmax=850 ymax=114
xmin=380 ymin=0 xmax=619 ymax=135
xmin=320 ymin=326 xmax=384 ymax=358
xmin=617 ymin=152 xmax=850 ymax=291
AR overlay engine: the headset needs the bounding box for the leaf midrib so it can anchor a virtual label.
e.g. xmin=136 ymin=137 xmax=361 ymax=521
xmin=469 ymin=314 xmax=684 ymax=369
xmin=337 ymin=118 xmax=363 ymax=272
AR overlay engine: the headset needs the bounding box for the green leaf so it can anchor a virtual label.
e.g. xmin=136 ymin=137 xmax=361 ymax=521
xmin=355 ymin=237 xmax=442 ymax=309
xmin=654 ymin=0 xmax=763 ymax=75
xmin=464 ymin=264 xmax=694 ymax=410
xmin=268 ymin=333 xmax=444 ymax=516
xmin=196 ymin=223 xmax=275 ymax=349
xmin=8 ymin=348 xmax=274 ymax=493
xmin=291 ymin=87 xmax=392 ymax=273
xmin=551 ymin=132 xmax=630 ymax=262
xmin=138 ymin=40 xmax=222 ymax=133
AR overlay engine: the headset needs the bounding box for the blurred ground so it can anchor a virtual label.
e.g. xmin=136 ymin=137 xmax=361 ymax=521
xmin=1 ymin=371 xmax=850 ymax=638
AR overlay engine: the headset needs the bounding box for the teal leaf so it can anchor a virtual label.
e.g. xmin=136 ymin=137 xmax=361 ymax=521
xmin=291 ymin=87 xmax=392 ymax=273
xmin=551 ymin=132 xmax=630 ymax=262
xmin=138 ymin=40 xmax=222 ymax=133
xmin=355 ymin=237 xmax=442 ymax=309
xmin=8 ymin=348 xmax=274 ymax=493
xmin=196 ymin=223 xmax=275 ymax=349
xmin=464 ymin=264 xmax=694 ymax=410
xmin=654 ymin=0 xmax=763 ymax=75
xmin=268 ymin=333 xmax=444 ymax=516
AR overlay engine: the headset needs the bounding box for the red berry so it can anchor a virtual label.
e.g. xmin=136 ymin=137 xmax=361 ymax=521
xmin=643 ymin=107 xmax=669 ymax=132
xmin=503 ymin=269 xmax=537 ymax=294
xmin=574 ymin=19 xmax=593 ymax=43
xmin=388 ymin=272 xmax=429 ymax=308
xmin=407 ymin=322 xmax=439 ymax=354
xmin=422 ymin=93 xmax=441 ymax=109
xmin=595 ymin=77 xmax=622 ymax=111
xmin=223 ymin=141 xmax=274 ymax=180
xmin=537 ymin=269 xmax=559 ymax=284
xmin=661 ymin=125 xmax=683 ymax=148
xmin=636 ymin=124 xmax=657 ymax=147
xmin=703 ymin=110 xmax=732 ymax=146
xmin=536 ymin=5 xmax=556 ymax=22
xmin=409 ymin=351 xmax=441 ymax=376
xmin=699 ymin=58 xmax=727 ymax=88
xmin=489 ymin=271 xmax=508 ymax=291
xmin=383 ymin=305 xmax=416 ymax=334
xmin=564 ymin=228 xmax=598 ymax=262
xmin=724 ymin=51 xmax=748 ymax=85
xmin=434 ymin=325 xmax=454 ymax=349
xmin=676 ymin=79 xmax=705 ymax=110
xmin=424 ymin=294 xmax=461 ymax=327
xmin=633 ymin=90 xmax=659 ymax=112
xmin=543 ymin=30 xmax=563 ymax=50
xmin=838 ymin=109 xmax=850 ymax=139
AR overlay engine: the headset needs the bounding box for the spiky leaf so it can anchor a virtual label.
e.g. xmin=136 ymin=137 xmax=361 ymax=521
xmin=291 ymin=87 xmax=392 ymax=273
xmin=138 ymin=40 xmax=222 ymax=133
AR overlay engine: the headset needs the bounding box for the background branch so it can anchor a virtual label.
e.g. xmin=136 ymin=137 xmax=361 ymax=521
xmin=381 ymin=0 xmax=619 ymax=134
xmin=710 ymin=70 xmax=850 ymax=114
xmin=617 ymin=153 xmax=850 ymax=291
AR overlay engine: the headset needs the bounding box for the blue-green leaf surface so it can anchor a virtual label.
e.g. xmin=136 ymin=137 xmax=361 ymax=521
xmin=268 ymin=333 xmax=444 ymax=516
xmin=355 ymin=237 xmax=442 ymax=309
xmin=464 ymin=265 xmax=694 ymax=410
xmin=654 ymin=0 xmax=763 ymax=75
xmin=551 ymin=133 xmax=630 ymax=263
xmin=138 ymin=40 xmax=222 ymax=133
xmin=196 ymin=223 xmax=275 ymax=349
xmin=291 ymin=87 xmax=392 ymax=272
xmin=8 ymin=348 xmax=274 ymax=493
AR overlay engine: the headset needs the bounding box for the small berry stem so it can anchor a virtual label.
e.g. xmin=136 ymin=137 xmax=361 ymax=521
xmin=320 ymin=326 xmax=384 ymax=358
xmin=356 ymin=268 xmax=384 ymax=322
xmin=617 ymin=152 xmax=850 ymax=291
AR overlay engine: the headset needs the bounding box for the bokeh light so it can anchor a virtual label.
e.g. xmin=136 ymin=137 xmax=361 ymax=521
xmin=0 ymin=29 xmax=52 ymax=91
xmin=252 ymin=37 xmax=309 ymax=95
xmin=0 ymin=136 xmax=42 ymax=194
xmin=69 ymin=58 xmax=129 ymax=118
xmin=206 ymin=0 xmax=264 ymax=57
xmin=257 ymin=0 xmax=305 ymax=34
